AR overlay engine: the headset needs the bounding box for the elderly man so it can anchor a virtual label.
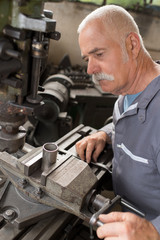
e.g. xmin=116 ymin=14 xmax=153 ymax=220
xmin=76 ymin=5 xmax=160 ymax=240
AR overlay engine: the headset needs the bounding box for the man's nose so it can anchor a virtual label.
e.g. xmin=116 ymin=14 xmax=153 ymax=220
xmin=87 ymin=58 xmax=100 ymax=75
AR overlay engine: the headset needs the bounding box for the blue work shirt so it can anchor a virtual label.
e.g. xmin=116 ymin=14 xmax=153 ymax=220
xmin=100 ymin=75 xmax=160 ymax=233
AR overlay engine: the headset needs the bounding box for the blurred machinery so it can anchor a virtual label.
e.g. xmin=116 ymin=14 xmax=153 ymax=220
xmin=27 ymin=57 xmax=117 ymax=147
xmin=0 ymin=1 xmax=143 ymax=240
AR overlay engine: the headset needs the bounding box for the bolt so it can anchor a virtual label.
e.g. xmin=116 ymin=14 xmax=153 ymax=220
xmin=35 ymin=187 xmax=44 ymax=198
xmin=0 ymin=176 xmax=6 ymax=186
xmin=21 ymin=178 xmax=27 ymax=185
xmin=18 ymin=178 xmax=28 ymax=188
xmin=5 ymin=125 xmax=13 ymax=133
xmin=5 ymin=209 xmax=14 ymax=217
xmin=4 ymin=209 xmax=15 ymax=220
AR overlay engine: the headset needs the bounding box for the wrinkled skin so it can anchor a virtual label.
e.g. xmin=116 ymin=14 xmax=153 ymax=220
xmin=97 ymin=212 xmax=160 ymax=240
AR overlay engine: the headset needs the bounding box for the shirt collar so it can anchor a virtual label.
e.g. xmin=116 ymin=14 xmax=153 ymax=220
xmin=137 ymin=75 xmax=160 ymax=109
xmin=114 ymin=75 xmax=160 ymax=121
xmin=118 ymin=75 xmax=160 ymax=110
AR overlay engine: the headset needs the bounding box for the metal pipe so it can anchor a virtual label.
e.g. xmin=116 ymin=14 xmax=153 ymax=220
xmin=41 ymin=142 xmax=58 ymax=172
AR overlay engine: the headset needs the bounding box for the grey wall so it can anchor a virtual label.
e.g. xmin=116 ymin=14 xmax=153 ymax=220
xmin=45 ymin=2 xmax=160 ymax=66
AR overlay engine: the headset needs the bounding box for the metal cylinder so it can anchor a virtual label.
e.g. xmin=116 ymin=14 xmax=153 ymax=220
xmin=41 ymin=142 xmax=58 ymax=172
xmin=91 ymin=194 xmax=110 ymax=212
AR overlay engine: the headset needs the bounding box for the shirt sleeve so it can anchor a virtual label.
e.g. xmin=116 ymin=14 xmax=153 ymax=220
xmin=99 ymin=122 xmax=113 ymax=141
xmin=151 ymin=216 xmax=160 ymax=234
xmin=151 ymin=150 xmax=160 ymax=234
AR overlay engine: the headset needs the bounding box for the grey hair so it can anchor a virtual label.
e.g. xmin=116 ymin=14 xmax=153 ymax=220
xmin=77 ymin=5 xmax=146 ymax=55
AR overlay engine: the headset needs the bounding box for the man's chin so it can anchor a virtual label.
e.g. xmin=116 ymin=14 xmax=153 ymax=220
xmin=99 ymin=80 xmax=106 ymax=86
xmin=99 ymin=80 xmax=109 ymax=88
xmin=100 ymin=85 xmax=109 ymax=93
xmin=99 ymin=81 xmax=113 ymax=94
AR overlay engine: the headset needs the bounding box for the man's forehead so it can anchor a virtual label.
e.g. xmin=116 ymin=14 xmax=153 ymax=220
xmin=79 ymin=20 xmax=115 ymax=45
xmin=83 ymin=20 xmax=106 ymax=34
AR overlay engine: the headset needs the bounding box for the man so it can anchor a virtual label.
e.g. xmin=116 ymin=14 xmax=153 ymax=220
xmin=76 ymin=5 xmax=160 ymax=240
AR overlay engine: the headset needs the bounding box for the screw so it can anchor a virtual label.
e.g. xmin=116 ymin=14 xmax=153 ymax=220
xmin=5 ymin=125 xmax=13 ymax=133
xmin=90 ymin=225 xmax=95 ymax=240
xmin=5 ymin=209 xmax=14 ymax=217
xmin=4 ymin=209 xmax=15 ymax=220
xmin=19 ymin=178 xmax=28 ymax=188
xmin=35 ymin=187 xmax=44 ymax=198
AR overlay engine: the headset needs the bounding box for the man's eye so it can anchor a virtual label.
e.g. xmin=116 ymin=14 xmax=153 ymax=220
xmin=96 ymin=53 xmax=103 ymax=57
xmin=84 ymin=58 xmax=88 ymax=62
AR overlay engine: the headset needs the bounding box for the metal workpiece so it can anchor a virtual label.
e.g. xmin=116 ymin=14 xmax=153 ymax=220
xmin=41 ymin=142 xmax=58 ymax=171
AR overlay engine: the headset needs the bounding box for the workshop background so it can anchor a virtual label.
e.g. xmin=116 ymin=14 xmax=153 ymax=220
xmin=46 ymin=0 xmax=160 ymax=65
xmin=0 ymin=1 xmax=160 ymax=240
xmin=27 ymin=0 xmax=160 ymax=146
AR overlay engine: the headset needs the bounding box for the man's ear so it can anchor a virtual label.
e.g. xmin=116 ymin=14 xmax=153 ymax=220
xmin=125 ymin=32 xmax=141 ymax=59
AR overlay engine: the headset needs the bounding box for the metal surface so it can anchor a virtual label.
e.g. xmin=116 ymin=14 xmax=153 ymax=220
xmin=0 ymin=124 xmax=113 ymax=229
xmin=0 ymin=0 xmax=61 ymax=153
xmin=0 ymin=123 xmax=114 ymax=240
xmin=0 ymin=179 xmax=56 ymax=229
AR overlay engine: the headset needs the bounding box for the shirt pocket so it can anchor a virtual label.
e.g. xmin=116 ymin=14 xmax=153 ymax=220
xmin=117 ymin=143 xmax=149 ymax=165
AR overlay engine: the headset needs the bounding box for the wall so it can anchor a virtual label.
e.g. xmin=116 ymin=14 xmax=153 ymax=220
xmin=45 ymin=1 xmax=96 ymax=66
xmin=45 ymin=1 xmax=160 ymax=66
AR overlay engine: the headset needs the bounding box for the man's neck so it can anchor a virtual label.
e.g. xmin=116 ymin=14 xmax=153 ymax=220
xmin=122 ymin=53 xmax=160 ymax=95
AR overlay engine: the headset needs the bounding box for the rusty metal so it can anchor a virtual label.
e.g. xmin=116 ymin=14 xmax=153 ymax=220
xmin=0 ymin=124 xmax=113 ymax=229
xmin=0 ymin=126 xmax=26 ymax=153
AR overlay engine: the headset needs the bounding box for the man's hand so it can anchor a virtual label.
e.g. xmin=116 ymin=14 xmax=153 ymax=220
xmin=75 ymin=131 xmax=109 ymax=163
xmin=97 ymin=212 xmax=160 ymax=240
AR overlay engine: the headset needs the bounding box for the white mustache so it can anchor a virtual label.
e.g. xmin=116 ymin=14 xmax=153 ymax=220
xmin=92 ymin=73 xmax=114 ymax=84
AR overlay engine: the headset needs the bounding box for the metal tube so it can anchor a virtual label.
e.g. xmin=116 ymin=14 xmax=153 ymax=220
xmin=41 ymin=142 xmax=58 ymax=172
